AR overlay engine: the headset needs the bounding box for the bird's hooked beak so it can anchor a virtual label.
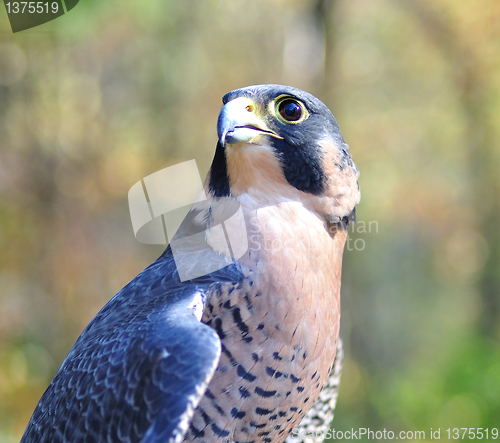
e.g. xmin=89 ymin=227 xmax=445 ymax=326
xmin=217 ymin=97 xmax=282 ymax=147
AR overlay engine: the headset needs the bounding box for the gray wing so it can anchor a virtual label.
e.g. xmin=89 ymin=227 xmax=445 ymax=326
xmin=286 ymin=339 xmax=344 ymax=443
xmin=21 ymin=246 xmax=243 ymax=443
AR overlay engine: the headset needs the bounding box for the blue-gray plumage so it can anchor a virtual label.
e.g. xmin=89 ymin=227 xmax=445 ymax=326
xmin=22 ymin=246 xmax=244 ymax=442
xmin=22 ymin=84 xmax=360 ymax=443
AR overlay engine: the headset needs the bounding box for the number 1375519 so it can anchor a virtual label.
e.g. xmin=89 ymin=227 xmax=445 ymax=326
xmin=5 ymin=2 xmax=59 ymax=13
xmin=447 ymin=428 xmax=499 ymax=439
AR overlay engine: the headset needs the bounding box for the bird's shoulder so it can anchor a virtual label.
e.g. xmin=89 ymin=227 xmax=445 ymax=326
xmin=22 ymin=247 xmax=244 ymax=443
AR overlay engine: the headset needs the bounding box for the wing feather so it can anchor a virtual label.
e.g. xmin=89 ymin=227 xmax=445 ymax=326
xmin=21 ymin=246 xmax=243 ymax=443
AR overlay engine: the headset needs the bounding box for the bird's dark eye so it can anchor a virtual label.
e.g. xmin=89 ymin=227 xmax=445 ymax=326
xmin=278 ymin=99 xmax=303 ymax=122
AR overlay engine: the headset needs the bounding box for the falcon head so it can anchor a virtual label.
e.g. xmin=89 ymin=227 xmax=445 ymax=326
xmin=208 ymin=84 xmax=360 ymax=227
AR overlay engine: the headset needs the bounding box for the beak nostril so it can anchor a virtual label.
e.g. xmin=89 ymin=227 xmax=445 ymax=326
xmin=217 ymin=98 xmax=282 ymax=145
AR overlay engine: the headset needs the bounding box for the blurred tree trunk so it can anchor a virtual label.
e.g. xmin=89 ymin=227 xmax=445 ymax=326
xmin=399 ymin=0 xmax=500 ymax=337
xmin=281 ymin=0 xmax=340 ymax=98
xmin=313 ymin=0 xmax=340 ymax=101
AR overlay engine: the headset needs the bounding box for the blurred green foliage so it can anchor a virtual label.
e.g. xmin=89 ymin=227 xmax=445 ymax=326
xmin=0 ymin=0 xmax=499 ymax=441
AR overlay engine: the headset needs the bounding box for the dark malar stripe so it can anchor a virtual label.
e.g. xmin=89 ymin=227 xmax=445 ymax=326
xmin=209 ymin=142 xmax=231 ymax=197
xmin=270 ymin=137 xmax=326 ymax=195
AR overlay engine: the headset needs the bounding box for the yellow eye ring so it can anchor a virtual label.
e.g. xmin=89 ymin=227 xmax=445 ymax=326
xmin=274 ymin=96 xmax=309 ymax=124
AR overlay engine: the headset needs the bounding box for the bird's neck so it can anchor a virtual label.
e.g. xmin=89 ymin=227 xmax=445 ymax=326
xmin=225 ymin=142 xmax=296 ymax=201
xmin=228 ymin=196 xmax=346 ymax=350
xmin=207 ymin=140 xmax=358 ymax=225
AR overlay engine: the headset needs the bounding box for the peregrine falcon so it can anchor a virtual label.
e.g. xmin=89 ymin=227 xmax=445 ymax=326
xmin=21 ymin=85 xmax=360 ymax=443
